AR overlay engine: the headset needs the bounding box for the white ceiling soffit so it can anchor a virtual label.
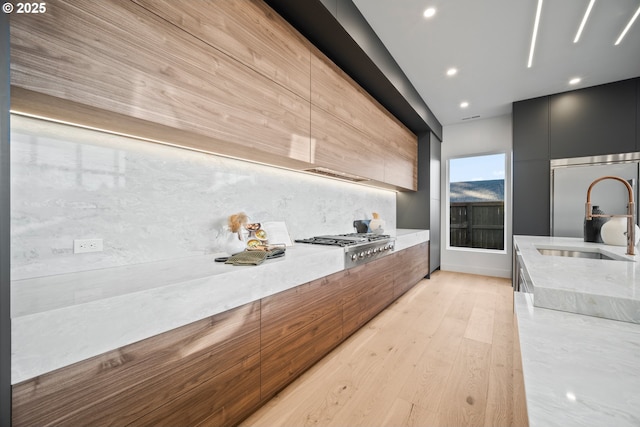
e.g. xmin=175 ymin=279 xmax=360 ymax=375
xmin=352 ymin=0 xmax=640 ymax=126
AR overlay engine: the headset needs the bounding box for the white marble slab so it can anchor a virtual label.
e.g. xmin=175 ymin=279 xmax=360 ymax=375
xmin=513 ymin=236 xmax=640 ymax=324
xmin=12 ymin=229 xmax=429 ymax=384
xmin=515 ymin=292 xmax=640 ymax=427
xmin=11 ymin=114 xmax=396 ymax=281
xmin=393 ymin=228 xmax=430 ymax=251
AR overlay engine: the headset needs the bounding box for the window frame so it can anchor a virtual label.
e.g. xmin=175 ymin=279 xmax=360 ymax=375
xmin=445 ymin=151 xmax=508 ymax=254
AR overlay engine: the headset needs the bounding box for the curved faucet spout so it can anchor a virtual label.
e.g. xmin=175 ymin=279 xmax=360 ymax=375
xmin=585 ymin=176 xmax=635 ymax=256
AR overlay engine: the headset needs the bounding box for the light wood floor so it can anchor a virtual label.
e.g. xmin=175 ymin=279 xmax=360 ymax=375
xmin=241 ymin=270 xmax=528 ymax=427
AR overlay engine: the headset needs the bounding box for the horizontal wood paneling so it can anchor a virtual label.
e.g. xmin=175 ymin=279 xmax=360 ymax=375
xmin=12 ymin=302 xmax=260 ymax=427
xmin=10 ymin=0 xmax=311 ymax=163
xmin=133 ymin=0 xmax=311 ymax=100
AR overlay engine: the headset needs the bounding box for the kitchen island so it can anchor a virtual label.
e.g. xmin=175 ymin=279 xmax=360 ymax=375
xmin=513 ymin=236 xmax=640 ymax=427
xmin=11 ymin=229 xmax=428 ymax=380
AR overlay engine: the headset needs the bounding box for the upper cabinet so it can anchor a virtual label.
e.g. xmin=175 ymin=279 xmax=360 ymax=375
xmin=10 ymin=0 xmax=417 ymax=191
xmin=132 ymin=0 xmax=311 ymax=101
xmin=548 ymin=79 xmax=637 ymax=159
xmin=310 ymin=49 xmax=417 ymax=190
xmin=10 ymin=0 xmax=312 ymax=166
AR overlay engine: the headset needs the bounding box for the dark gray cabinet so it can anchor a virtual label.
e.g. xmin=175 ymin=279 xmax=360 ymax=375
xmin=513 ymin=96 xmax=549 ymax=161
xmin=513 ymin=77 xmax=639 ymax=236
xmin=549 ymin=79 xmax=637 ymax=159
xmin=513 ymin=160 xmax=549 ymax=236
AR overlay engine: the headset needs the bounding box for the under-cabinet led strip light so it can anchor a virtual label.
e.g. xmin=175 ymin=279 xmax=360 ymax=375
xmin=574 ymin=0 xmax=595 ymax=43
xmin=528 ymin=0 xmax=543 ymax=68
xmin=615 ymin=4 xmax=640 ymax=45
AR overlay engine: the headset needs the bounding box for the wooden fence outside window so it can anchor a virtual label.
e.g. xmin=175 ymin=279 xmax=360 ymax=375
xmin=450 ymin=201 xmax=504 ymax=250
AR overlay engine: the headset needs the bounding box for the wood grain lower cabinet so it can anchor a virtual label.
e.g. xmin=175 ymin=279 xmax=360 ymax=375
xmin=12 ymin=243 xmax=429 ymax=427
xmin=11 ymin=302 xmax=261 ymax=427
xmin=261 ymin=307 xmax=343 ymax=400
xmin=393 ymin=241 xmax=430 ymax=299
xmin=342 ymin=259 xmax=396 ymax=337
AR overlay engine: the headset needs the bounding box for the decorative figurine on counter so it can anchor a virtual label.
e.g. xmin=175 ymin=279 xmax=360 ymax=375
xmin=369 ymin=212 xmax=385 ymax=234
xmin=225 ymin=212 xmax=248 ymax=254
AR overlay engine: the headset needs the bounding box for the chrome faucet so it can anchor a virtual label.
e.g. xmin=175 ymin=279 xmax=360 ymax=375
xmin=585 ymin=176 xmax=635 ymax=256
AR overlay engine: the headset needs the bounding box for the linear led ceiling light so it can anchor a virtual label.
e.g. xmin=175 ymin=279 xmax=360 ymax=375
xmin=615 ymin=4 xmax=640 ymax=45
xmin=574 ymin=0 xmax=595 ymax=43
xmin=528 ymin=0 xmax=543 ymax=68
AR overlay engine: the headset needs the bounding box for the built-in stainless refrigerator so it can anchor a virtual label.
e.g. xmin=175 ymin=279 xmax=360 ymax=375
xmin=551 ymin=153 xmax=639 ymax=238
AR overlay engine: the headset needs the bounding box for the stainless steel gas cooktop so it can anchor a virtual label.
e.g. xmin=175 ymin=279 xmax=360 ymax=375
xmin=295 ymin=233 xmax=395 ymax=268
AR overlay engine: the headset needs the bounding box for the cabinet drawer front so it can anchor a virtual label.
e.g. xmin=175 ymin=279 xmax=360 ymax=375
xmin=262 ymin=273 xmax=345 ymax=346
xmin=261 ymin=307 xmax=343 ymax=399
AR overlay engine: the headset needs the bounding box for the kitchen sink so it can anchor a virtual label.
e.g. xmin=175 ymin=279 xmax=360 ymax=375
xmin=536 ymin=247 xmax=630 ymax=261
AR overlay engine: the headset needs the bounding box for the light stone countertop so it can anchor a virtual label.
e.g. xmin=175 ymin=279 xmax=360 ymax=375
xmin=515 ymin=292 xmax=640 ymax=427
xmin=11 ymin=229 xmax=429 ymax=384
xmin=513 ymin=235 xmax=639 ymax=323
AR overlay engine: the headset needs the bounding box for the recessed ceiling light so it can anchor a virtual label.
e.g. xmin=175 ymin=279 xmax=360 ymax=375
xmin=460 ymin=101 xmax=469 ymax=108
xmin=528 ymin=0 xmax=543 ymax=68
xmin=446 ymin=68 xmax=458 ymax=76
xmin=615 ymin=4 xmax=640 ymax=45
xmin=423 ymin=7 xmax=436 ymax=18
xmin=574 ymin=0 xmax=595 ymax=43
xmin=569 ymin=77 xmax=581 ymax=85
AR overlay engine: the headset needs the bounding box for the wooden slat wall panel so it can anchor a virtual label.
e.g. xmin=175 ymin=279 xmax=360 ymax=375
xmin=133 ymin=0 xmax=311 ymax=100
xmin=131 ymin=354 xmax=261 ymax=427
xmin=261 ymin=273 xmax=345 ymax=346
xmin=10 ymin=0 xmax=311 ymax=163
xmin=393 ymin=242 xmax=430 ymax=298
xmin=261 ymin=307 xmax=343 ymax=400
xmin=12 ymin=302 xmax=260 ymax=427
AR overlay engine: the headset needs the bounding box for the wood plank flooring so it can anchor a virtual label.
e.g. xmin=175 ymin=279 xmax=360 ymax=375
xmin=241 ymin=270 xmax=528 ymax=427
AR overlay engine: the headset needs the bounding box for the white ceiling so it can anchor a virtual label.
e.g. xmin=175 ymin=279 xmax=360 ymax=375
xmin=351 ymin=0 xmax=640 ymax=126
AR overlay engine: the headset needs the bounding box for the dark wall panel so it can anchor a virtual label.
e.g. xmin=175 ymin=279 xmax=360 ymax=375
xmin=1 ymin=11 xmax=10 ymax=427
xmin=513 ymin=96 xmax=549 ymax=161
xmin=513 ymin=77 xmax=639 ymax=236
xmin=549 ymin=79 xmax=637 ymax=159
xmin=637 ymin=79 xmax=640 ymax=151
xmin=396 ymin=132 xmax=431 ymax=230
xmin=513 ymin=160 xmax=550 ymax=236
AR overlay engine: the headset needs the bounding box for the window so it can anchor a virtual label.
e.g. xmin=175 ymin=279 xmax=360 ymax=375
xmin=449 ymin=153 xmax=505 ymax=250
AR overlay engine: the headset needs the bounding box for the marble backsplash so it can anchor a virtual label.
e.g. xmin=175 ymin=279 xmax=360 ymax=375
xmin=11 ymin=115 xmax=396 ymax=280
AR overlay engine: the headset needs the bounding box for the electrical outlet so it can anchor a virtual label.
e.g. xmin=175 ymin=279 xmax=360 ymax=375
xmin=73 ymin=238 xmax=104 ymax=254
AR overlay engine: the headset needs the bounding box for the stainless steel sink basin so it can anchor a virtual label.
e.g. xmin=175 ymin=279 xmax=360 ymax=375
xmin=536 ymin=248 xmax=627 ymax=261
